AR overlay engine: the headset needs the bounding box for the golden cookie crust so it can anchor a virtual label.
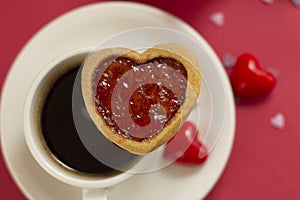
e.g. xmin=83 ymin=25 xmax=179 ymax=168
xmin=81 ymin=44 xmax=201 ymax=155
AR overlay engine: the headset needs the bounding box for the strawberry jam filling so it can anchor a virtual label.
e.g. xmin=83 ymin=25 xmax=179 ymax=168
xmin=94 ymin=56 xmax=187 ymax=141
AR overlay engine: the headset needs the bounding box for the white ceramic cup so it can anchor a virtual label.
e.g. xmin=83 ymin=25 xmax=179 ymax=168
xmin=23 ymin=48 xmax=135 ymax=200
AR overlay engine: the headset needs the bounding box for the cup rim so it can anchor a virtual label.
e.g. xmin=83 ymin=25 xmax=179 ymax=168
xmin=23 ymin=48 xmax=134 ymax=188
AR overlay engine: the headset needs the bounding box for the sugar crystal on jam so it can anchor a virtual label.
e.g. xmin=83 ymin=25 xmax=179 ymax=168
xmin=94 ymin=57 xmax=187 ymax=141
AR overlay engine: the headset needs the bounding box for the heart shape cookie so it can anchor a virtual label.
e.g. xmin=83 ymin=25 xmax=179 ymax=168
xmin=164 ymin=121 xmax=208 ymax=165
xmin=81 ymin=44 xmax=201 ymax=154
xmin=229 ymin=53 xmax=276 ymax=99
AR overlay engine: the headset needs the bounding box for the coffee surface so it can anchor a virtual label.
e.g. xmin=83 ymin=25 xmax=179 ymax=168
xmin=41 ymin=67 xmax=118 ymax=174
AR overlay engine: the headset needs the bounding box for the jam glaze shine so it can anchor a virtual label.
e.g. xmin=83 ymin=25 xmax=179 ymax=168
xmin=94 ymin=57 xmax=188 ymax=141
xmin=81 ymin=44 xmax=201 ymax=155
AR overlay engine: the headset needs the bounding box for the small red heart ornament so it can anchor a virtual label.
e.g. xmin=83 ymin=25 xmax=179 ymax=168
xmin=229 ymin=53 xmax=276 ymax=99
xmin=163 ymin=121 xmax=208 ymax=165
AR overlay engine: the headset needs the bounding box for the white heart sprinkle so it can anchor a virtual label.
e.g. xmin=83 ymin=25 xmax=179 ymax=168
xmin=222 ymin=53 xmax=236 ymax=68
xmin=291 ymin=0 xmax=300 ymax=7
xmin=210 ymin=12 xmax=225 ymax=27
xmin=261 ymin=0 xmax=274 ymax=5
xmin=270 ymin=113 xmax=285 ymax=130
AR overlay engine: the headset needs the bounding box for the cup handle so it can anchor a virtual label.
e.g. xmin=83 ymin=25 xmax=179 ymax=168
xmin=82 ymin=188 xmax=109 ymax=200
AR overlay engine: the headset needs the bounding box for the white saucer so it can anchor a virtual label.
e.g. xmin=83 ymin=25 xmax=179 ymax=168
xmin=0 ymin=2 xmax=236 ymax=200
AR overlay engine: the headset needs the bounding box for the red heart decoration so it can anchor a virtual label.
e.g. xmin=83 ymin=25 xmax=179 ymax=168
xmin=163 ymin=121 xmax=208 ymax=165
xmin=229 ymin=53 xmax=276 ymax=99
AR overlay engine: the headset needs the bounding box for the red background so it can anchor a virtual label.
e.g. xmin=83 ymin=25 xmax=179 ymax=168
xmin=1 ymin=0 xmax=300 ymax=199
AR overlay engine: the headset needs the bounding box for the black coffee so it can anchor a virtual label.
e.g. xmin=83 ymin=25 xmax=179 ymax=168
xmin=40 ymin=66 xmax=136 ymax=175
